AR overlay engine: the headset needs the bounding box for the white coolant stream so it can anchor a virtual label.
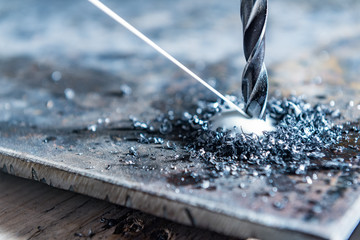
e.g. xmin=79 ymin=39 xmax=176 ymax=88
xmin=88 ymin=0 xmax=275 ymax=135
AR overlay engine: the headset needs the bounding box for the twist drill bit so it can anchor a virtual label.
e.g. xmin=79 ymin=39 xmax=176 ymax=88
xmin=241 ymin=0 xmax=268 ymax=119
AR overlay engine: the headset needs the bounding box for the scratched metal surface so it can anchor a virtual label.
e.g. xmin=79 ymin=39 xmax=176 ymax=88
xmin=0 ymin=0 xmax=360 ymax=239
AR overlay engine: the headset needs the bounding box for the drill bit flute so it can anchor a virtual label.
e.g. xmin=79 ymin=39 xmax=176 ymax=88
xmin=241 ymin=0 xmax=268 ymax=119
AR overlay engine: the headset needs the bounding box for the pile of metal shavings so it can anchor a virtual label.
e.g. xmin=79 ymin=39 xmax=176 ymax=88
xmin=131 ymin=95 xmax=360 ymax=181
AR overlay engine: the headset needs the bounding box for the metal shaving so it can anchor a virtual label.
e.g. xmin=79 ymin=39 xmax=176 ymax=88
xmin=132 ymin=95 xmax=358 ymax=178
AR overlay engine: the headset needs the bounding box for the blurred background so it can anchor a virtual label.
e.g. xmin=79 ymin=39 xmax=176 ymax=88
xmin=1 ymin=0 xmax=359 ymax=99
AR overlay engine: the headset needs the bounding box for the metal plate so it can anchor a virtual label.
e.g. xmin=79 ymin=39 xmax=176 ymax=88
xmin=0 ymin=0 xmax=360 ymax=239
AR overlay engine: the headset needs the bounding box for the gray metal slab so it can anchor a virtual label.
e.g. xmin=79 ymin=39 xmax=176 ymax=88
xmin=0 ymin=0 xmax=360 ymax=239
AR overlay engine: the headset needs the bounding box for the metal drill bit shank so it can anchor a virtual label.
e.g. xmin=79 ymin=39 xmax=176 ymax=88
xmin=241 ymin=0 xmax=268 ymax=119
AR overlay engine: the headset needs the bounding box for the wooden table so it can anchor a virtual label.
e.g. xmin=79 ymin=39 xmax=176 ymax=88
xmin=0 ymin=172 xmax=240 ymax=240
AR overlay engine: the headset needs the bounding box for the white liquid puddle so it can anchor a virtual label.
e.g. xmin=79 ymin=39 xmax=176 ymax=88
xmin=210 ymin=108 xmax=276 ymax=136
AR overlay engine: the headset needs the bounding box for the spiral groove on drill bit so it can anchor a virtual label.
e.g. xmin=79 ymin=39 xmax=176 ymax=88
xmin=241 ymin=0 xmax=268 ymax=119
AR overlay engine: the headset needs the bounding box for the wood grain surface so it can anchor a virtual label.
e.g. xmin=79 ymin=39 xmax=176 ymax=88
xmin=0 ymin=172 xmax=240 ymax=240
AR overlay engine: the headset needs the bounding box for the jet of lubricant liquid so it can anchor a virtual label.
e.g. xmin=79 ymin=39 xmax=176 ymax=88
xmin=88 ymin=0 xmax=275 ymax=135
